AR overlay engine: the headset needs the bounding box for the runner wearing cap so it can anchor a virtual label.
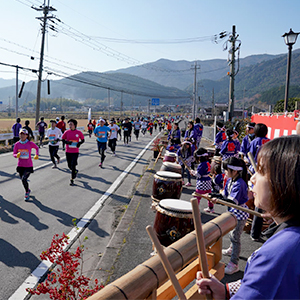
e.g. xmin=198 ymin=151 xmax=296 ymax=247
xmin=61 ymin=119 xmax=85 ymax=186
xmin=94 ymin=118 xmax=111 ymax=168
xmin=46 ymin=120 xmax=62 ymax=168
xmin=108 ymin=119 xmax=119 ymax=156
xmin=13 ymin=128 xmax=39 ymax=201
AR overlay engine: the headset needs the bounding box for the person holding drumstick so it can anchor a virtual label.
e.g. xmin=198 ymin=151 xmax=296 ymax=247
xmin=196 ymin=135 xmax=300 ymax=300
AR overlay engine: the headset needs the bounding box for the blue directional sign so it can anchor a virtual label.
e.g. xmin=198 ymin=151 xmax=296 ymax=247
xmin=151 ymin=98 xmax=160 ymax=106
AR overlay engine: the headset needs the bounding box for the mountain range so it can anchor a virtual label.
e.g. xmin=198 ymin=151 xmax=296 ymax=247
xmin=1 ymin=48 xmax=300 ymax=109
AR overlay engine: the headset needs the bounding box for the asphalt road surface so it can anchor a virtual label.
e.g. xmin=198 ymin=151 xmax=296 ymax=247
xmin=0 ymin=130 xmax=156 ymax=300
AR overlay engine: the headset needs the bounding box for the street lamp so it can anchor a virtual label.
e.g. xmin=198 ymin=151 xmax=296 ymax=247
xmin=282 ymin=28 xmax=299 ymax=112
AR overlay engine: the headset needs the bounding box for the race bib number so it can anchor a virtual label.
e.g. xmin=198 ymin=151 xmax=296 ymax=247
xmin=69 ymin=140 xmax=78 ymax=148
xmin=19 ymin=149 xmax=29 ymax=159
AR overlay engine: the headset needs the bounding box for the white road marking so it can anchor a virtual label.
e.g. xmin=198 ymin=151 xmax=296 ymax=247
xmin=9 ymin=133 xmax=159 ymax=300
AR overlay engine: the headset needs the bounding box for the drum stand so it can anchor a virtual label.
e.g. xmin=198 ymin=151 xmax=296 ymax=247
xmin=146 ymin=198 xmax=226 ymax=300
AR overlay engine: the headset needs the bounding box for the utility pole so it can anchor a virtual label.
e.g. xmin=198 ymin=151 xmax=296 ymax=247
xmin=108 ymin=88 xmax=111 ymax=120
xmin=227 ymin=25 xmax=241 ymax=121
xmin=243 ymin=87 xmax=247 ymax=118
xmin=212 ymin=88 xmax=215 ymax=120
xmin=120 ymin=91 xmax=123 ymax=116
xmin=32 ymin=1 xmax=56 ymax=126
xmin=15 ymin=66 xmax=19 ymax=118
xmin=192 ymin=61 xmax=200 ymax=120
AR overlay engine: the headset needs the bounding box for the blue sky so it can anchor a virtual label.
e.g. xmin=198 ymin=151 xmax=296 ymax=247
xmin=0 ymin=0 xmax=300 ymax=82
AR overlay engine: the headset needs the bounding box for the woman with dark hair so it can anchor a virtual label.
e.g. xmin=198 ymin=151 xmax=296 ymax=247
xmin=197 ymin=135 xmax=300 ymax=299
xmin=168 ymin=122 xmax=181 ymax=145
xmin=184 ymin=121 xmax=197 ymax=144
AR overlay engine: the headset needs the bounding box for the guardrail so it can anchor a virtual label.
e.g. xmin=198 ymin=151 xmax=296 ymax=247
xmin=0 ymin=127 xmax=85 ymax=146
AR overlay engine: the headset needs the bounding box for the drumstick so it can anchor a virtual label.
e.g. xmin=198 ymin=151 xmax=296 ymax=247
xmin=146 ymin=225 xmax=187 ymax=300
xmin=177 ymin=155 xmax=192 ymax=172
xmin=190 ymin=198 xmax=213 ymax=300
xmin=192 ymin=192 xmax=263 ymax=218
xmin=247 ymin=152 xmax=258 ymax=173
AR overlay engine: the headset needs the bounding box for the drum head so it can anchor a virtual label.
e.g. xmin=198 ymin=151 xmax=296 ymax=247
xmin=159 ymin=199 xmax=192 ymax=213
xmin=163 ymin=162 xmax=181 ymax=169
xmin=165 ymin=151 xmax=177 ymax=157
xmin=155 ymin=171 xmax=182 ymax=179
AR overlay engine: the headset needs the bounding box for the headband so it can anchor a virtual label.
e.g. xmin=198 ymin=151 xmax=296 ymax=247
xmin=196 ymin=153 xmax=209 ymax=157
xmin=247 ymin=125 xmax=254 ymax=129
xmin=227 ymin=165 xmax=243 ymax=171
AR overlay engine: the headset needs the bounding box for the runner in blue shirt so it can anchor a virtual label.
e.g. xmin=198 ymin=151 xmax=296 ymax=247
xmin=94 ymin=118 xmax=111 ymax=168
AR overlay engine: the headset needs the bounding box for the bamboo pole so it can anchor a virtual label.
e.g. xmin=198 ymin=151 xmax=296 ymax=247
xmin=191 ymin=198 xmax=212 ymax=300
xmin=247 ymin=152 xmax=257 ymax=172
xmin=146 ymin=225 xmax=187 ymax=300
xmin=192 ymin=192 xmax=263 ymax=218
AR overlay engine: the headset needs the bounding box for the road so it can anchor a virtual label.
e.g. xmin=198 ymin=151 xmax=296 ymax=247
xmin=0 ymin=131 xmax=156 ymax=300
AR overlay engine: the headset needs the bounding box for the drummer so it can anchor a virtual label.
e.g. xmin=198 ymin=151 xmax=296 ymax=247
xmin=176 ymin=140 xmax=194 ymax=186
xmin=214 ymin=122 xmax=226 ymax=156
xmin=196 ymin=135 xmax=300 ymax=299
xmin=167 ymin=122 xmax=181 ymax=152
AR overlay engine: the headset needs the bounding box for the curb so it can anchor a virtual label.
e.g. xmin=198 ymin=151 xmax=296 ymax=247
xmin=92 ymin=154 xmax=157 ymax=285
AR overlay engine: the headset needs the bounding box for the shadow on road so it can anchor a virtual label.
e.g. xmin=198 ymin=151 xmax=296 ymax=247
xmin=30 ymin=196 xmax=77 ymax=227
xmin=0 ymin=195 xmax=48 ymax=231
xmin=0 ymin=238 xmax=40 ymax=269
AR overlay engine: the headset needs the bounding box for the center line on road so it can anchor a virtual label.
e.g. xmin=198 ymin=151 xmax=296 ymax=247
xmin=9 ymin=133 xmax=160 ymax=300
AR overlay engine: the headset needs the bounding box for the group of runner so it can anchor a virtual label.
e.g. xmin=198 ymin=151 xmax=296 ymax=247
xmin=12 ymin=114 xmax=178 ymax=198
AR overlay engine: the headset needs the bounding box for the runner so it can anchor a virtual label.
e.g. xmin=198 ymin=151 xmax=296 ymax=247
xmin=122 ymin=118 xmax=132 ymax=146
xmin=133 ymin=118 xmax=141 ymax=140
xmin=94 ymin=118 xmax=111 ymax=168
xmin=108 ymin=119 xmax=119 ymax=156
xmin=87 ymin=120 xmax=94 ymax=138
xmin=61 ymin=119 xmax=85 ymax=186
xmin=13 ymin=128 xmax=39 ymax=201
xmin=23 ymin=120 xmax=34 ymax=141
xmin=46 ymin=120 xmax=62 ymax=169
xmin=36 ymin=117 xmax=47 ymax=148
xmin=116 ymin=118 xmax=122 ymax=140
xmin=141 ymin=119 xmax=148 ymax=135
xmin=148 ymin=120 xmax=154 ymax=136
xmin=56 ymin=116 xmax=67 ymax=150
xmin=12 ymin=118 xmax=22 ymax=149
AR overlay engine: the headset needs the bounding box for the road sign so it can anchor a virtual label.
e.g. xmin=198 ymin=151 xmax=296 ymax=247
xmin=151 ymin=98 xmax=160 ymax=106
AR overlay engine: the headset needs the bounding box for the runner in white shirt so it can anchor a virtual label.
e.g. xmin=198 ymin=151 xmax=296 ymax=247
xmin=141 ymin=119 xmax=148 ymax=136
xmin=108 ymin=119 xmax=120 ymax=156
xmin=133 ymin=118 xmax=141 ymax=140
xmin=46 ymin=120 xmax=62 ymax=168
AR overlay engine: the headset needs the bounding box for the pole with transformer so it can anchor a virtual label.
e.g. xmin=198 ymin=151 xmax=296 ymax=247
xmin=32 ymin=1 xmax=56 ymax=126
xmin=228 ymin=25 xmax=236 ymax=121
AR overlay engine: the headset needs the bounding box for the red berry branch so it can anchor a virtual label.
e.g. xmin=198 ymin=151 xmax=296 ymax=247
xmin=26 ymin=233 xmax=103 ymax=299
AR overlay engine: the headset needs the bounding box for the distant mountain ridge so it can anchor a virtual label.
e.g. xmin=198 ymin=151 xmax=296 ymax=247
xmin=0 ymin=49 xmax=300 ymax=109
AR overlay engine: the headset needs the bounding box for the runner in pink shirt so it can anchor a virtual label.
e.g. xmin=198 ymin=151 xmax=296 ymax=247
xmin=13 ymin=128 xmax=39 ymax=201
xmin=61 ymin=119 xmax=85 ymax=186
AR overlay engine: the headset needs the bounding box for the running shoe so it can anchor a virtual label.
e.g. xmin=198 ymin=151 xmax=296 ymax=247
xmin=225 ymin=262 xmax=239 ymax=275
xmin=24 ymin=189 xmax=31 ymax=201
xmin=99 ymin=162 xmax=102 ymax=168
xmin=52 ymin=164 xmax=57 ymax=169
xmin=57 ymin=157 xmax=60 ymax=164
xmin=185 ymin=182 xmax=192 ymax=187
xmin=204 ymin=207 xmax=215 ymax=213
xmin=70 ymin=179 xmax=74 ymax=186
xmin=222 ymin=246 xmax=232 ymax=256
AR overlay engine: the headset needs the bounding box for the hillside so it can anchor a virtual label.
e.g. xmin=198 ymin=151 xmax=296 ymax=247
xmin=0 ymin=72 xmax=191 ymax=107
xmin=1 ymin=49 xmax=300 ymax=109
xmin=116 ymin=54 xmax=277 ymax=90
